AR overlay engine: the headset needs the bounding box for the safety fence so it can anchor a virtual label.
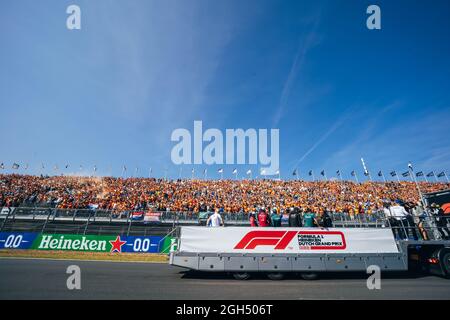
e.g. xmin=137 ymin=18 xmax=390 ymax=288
xmin=1 ymin=206 xmax=387 ymax=225
xmin=1 ymin=206 xmax=449 ymax=242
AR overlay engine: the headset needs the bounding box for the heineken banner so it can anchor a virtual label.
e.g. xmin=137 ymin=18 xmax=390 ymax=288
xmin=32 ymin=234 xmax=120 ymax=252
xmin=0 ymin=232 xmax=166 ymax=253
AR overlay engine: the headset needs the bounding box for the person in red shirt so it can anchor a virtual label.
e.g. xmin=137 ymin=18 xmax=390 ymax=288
xmin=257 ymin=208 xmax=271 ymax=227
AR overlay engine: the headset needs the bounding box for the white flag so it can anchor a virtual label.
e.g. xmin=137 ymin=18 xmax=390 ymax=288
xmin=246 ymin=169 xmax=252 ymax=175
xmin=218 ymin=168 xmax=223 ymax=173
xmin=232 ymin=168 xmax=237 ymax=174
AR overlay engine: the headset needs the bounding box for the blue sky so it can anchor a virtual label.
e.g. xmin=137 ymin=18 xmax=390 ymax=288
xmin=0 ymin=0 xmax=449 ymax=180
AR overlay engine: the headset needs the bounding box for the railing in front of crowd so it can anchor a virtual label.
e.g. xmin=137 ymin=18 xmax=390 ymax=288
xmin=1 ymin=206 xmax=386 ymax=224
xmin=0 ymin=206 xmax=449 ymax=241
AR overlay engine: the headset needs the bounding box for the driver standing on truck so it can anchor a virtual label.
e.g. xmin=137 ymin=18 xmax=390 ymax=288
xmin=385 ymin=202 xmax=411 ymax=240
xmin=288 ymin=207 xmax=303 ymax=227
xmin=257 ymin=208 xmax=271 ymax=227
xmin=303 ymin=208 xmax=319 ymax=228
xmin=206 ymin=208 xmax=224 ymax=227
xmin=270 ymin=208 xmax=282 ymax=227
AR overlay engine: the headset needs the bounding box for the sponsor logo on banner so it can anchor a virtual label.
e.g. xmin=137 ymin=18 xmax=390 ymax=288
xmin=0 ymin=232 xmax=38 ymax=249
xmin=159 ymin=236 xmax=177 ymax=254
xmin=234 ymin=230 xmax=346 ymax=250
xmin=29 ymin=234 xmax=165 ymax=253
xmin=32 ymin=234 xmax=117 ymax=252
xmin=234 ymin=230 xmax=297 ymax=250
xmin=122 ymin=236 xmax=163 ymax=253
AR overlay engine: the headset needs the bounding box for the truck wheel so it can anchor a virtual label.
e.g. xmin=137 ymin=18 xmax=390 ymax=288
xmin=267 ymin=272 xmax=285 ymax=280
xmin=233 ymin=272 xmax=250 ymax=280
xmin=300 ymin=272 xmax=319 ymax=280
xmin=439 ymin=248 xmax=450 ymax=278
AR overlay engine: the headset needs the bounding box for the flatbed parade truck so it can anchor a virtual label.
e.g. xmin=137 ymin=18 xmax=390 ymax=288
xmin=169 ymin=224 xmax=450 ymax=280
xmin=169 ymin=189 xmax=450 ymax=280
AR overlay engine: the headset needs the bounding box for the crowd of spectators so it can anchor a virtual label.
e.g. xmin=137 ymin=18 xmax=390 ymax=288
xmin=0 ymin=174 xmax=449 ymax=216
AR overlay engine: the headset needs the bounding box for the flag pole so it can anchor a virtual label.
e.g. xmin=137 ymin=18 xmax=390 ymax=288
xmin=408 ymin=163 xmax=425 ymax=207
xmin=354 ymin=172 xmax=359 ymax=183
xmin=444 ymin=172 xmax=449 ymax=183
xmin=433 ymin=171 xmax=438 ymax=182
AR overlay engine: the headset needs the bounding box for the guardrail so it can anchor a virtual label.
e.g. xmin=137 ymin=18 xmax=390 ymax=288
xmin=1 ymin=206 xmax=449 ymax=241
xmin=1 ymin=206 xmax=387 ymax=223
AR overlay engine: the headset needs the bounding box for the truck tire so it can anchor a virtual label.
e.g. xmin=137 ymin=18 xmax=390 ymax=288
xmin=233 ymin=272 xmax=250 ymax=280
xmin=300 ymin=272 xmax=319 ymax=280
xmin=267 ymin=273 xmax=285 ymax=280
xmin=439 ymin=248 xmax=450 ymax=278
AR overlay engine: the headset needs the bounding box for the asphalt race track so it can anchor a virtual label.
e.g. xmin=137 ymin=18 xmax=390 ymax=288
xmin=1 ymin=258 xmax=450 ymax=299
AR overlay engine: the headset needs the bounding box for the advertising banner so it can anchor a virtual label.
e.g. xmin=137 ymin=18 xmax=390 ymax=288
xmin=0 ymin=232 xmax=39 ymax=249
xmin=1 ymin=207 xmax=13 ymax=215
xmin=159 ymin=236 xmax=177 ymax=254
xmin=179 ymin=227 xmax=399 ymax=254
xmin=144 ymin=211 xmax=161 ymax=224
xmin=30 ymin=234 xmax=164 ymax=253
xmin=121 ymin=236 xmax=163 ymax=253
xmin=31 ymin=234 xmax=118 ymax=252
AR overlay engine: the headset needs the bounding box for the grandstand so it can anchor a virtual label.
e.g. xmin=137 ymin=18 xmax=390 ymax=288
xmin=1 ymin=174 xmax=449 ymax=214
xmin=1 ymin=173 xmax=449 ymax=237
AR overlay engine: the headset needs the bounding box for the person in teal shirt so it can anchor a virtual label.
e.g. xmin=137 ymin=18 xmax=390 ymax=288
xmin=270 ymin=208 xmax=282 ymax=227
xmin=303 ymin=210 xmax=318 ymax=227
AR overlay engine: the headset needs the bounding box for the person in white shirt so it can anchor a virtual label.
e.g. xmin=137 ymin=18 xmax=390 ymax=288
xmin=383 ymin=202 xmax=410 ymax=239
xmin=207 ymin=209 xmax=224 ymax=227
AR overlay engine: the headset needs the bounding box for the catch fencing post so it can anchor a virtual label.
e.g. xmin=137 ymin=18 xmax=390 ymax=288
xmin=127 ymin=216 xmax=132 ymax=236
xmin=83 ymin=210 xmax=93 ymax=235
xmin=0 ymin=207 xmax=13 ymax=231
xmin=41 ymin=208 xmax=53 ymax=233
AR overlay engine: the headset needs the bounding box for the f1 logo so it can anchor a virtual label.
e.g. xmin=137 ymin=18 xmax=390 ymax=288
xmin=234 ymin=231 xmax=298 ymax=250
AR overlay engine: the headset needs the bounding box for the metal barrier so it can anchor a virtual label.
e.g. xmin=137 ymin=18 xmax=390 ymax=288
xmin=1 ymin=206 xmax=449 ymax=240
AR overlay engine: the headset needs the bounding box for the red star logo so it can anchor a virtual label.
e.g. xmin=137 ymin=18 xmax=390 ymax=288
xmin=109 ymin=236 xmax=126 ymax=253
